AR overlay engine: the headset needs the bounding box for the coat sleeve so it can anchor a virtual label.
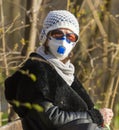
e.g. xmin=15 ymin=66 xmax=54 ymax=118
xmin=41 ymin=101 xmax=104 ymax=128
xmin=4 ymin=58 xmax=47 ymax=103
xmin=41 ymin=101 xmax=92 ymax=127
xmin=4 ymin=58 xmax=48 ymax=117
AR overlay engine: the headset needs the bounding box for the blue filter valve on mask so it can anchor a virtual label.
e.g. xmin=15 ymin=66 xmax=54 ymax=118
xmin=57 ymin=46 xmax=66 ymax=54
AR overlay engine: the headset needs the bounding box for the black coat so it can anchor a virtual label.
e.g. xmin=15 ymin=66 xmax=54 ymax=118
xmin=4 ymin=53 xmax=103 ymax=130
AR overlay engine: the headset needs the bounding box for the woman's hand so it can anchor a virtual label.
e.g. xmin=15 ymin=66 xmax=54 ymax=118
xmin=99 ymin=108 xmax=114 ymax=126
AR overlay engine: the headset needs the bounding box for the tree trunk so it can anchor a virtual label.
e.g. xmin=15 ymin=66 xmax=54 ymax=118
xmin=26 ymin=0 xmax=42 ymax=57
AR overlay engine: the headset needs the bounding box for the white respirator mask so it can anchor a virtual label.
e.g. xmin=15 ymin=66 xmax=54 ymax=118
xmin=48 ymin=36 xmax=76 ymax=60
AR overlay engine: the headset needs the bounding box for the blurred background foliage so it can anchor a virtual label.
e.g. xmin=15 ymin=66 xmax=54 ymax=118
xmin=0 ymin=0 xmax=119 ymax=129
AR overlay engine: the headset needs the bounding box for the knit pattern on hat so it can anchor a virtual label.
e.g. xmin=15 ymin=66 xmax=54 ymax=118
xmin=40 ymin=10 xmax=79 ymax=44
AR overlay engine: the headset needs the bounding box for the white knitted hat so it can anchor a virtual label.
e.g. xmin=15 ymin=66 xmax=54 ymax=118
xmin=40 ymin=10 xmax=79 ymax=44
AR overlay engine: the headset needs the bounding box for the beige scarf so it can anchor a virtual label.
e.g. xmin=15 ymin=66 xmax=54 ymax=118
xmin=36 ymin=46 xmax=75 ymax=86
